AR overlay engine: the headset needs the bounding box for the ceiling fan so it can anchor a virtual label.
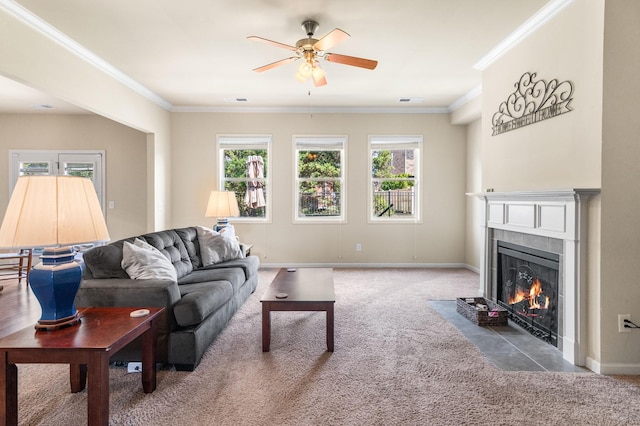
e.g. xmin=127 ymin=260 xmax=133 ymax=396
xmin=248 ymin=20 xmax=378 ymax=87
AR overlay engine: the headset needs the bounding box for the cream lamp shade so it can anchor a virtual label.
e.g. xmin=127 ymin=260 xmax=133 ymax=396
xmin=205 ymin=190 xmax=240 ymax=219
xmin=205 ymin=190 xmax=240 ymax=235
xmin=0 ymin=175 xmax=110 ymax=330
xmin=0 ymin=175 xmax=110 ymax=249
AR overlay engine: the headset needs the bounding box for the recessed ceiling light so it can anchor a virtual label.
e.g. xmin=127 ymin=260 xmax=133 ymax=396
xmin=398 ymin=98 xmax=424 ymax=103
xmin=224 ymin=98 xmax=248 ymax=103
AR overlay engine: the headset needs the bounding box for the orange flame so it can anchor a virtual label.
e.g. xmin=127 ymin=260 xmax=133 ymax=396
xmin=508 ymin=278 xmax=548 ymax=310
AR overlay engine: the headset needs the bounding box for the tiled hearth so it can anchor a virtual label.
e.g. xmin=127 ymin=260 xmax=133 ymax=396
xmin=475 ymin=189 xmax=599 ymax=366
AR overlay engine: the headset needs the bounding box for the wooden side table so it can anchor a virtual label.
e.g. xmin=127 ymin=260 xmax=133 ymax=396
xmin=0 ymin=307 xmax=164 ymax=426
xmin=0 ymin=249 xmax=32 ymax=285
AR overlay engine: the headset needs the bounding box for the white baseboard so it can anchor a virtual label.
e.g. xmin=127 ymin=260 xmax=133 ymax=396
xmin=587 ymin=357 xmax=640 ymax=375
xmin=259 ymin=262 xmax=473 ymax=269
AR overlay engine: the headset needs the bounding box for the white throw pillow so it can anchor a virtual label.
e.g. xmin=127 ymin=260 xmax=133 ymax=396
xmin=197 ymin=225 xmax=243 ymax=266
xmin=121 ymin=238 xmax=178 ymax=281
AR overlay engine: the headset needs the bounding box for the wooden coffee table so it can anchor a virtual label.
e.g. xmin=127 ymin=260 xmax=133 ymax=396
xmin=261 ymin=268 xmax=335 ymax=352
xmin=0 ymin=307 xmax=164 ymax=426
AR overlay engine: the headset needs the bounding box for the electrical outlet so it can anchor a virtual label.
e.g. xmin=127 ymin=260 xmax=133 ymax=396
xmin=127 ymin=362 xmax=142 ymax=373
xmin=355 ymin=243 xmax=362 ymax=252
xmin=618 ymin=314 xmax=632 ymax=333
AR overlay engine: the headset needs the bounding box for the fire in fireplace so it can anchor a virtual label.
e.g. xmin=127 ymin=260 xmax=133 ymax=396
xmin=497 ymin=241 xmax=560 ymax=346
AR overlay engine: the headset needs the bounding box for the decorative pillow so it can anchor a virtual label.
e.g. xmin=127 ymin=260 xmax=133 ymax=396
xmin=196 ymin=226 xmax=244 ymax=266
xmin=121 ymin=238 xmax=178 ymax=281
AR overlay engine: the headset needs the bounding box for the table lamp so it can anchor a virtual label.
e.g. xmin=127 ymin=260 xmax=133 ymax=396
xmin=0 ymin=176 xmax=110 ymax=330
xmin=205 ymin=190 xmax=240 ymax=234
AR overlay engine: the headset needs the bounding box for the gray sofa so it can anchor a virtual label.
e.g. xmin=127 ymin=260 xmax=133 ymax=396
xmin=76 ymin=226 xmax=259 ymax=371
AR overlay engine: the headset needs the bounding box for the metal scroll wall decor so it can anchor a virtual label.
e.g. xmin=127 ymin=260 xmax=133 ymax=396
xmin=492 ymin=72 xmax=574 ymax=136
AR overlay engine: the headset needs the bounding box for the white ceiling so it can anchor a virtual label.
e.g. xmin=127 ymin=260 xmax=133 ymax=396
xmin=1 ymin=0 xmax=556 ymax=114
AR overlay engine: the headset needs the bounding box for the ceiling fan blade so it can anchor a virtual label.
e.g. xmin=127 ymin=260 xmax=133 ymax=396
xmin=253 ymin=57 xmax=298 ymax=72
xmin=313 ymin=28 xmax=350 ymax=52
xmin=325 ymin=53 xmax=378 ymax=70
xmin=247 ymin=36 xmax=297 ymax=51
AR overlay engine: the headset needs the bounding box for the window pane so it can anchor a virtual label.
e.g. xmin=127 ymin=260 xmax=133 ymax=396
xmin=64 ymin=162 xmax=95 ymax=180
xmin=19 ymin=162 xmax=50 ymax=176
xmin=371 ymin=149 xmax=415 ymax=178
xmin=297 ymin=150 xmax=341 ymax=178
xmin=224 ymin=181 xmax=267 ymax=218
xmin=223 ymin=149 xmax=268 ymax=178
xmin=372 ymin=182 xmax=415 ymax=218
xmin=298 ymin=181 xmax=341 ymax=217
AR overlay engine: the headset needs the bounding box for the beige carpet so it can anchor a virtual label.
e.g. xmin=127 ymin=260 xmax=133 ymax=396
xmin=16 ymin=268 xmax=640 ymax=425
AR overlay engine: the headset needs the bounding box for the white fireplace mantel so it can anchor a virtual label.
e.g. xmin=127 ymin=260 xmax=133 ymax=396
xmin=472 ymin=188 xmax=600 ymax=366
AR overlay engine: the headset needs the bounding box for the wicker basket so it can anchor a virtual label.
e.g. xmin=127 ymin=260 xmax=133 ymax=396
xmin=456 ymin=297 xmax=508 ymax=326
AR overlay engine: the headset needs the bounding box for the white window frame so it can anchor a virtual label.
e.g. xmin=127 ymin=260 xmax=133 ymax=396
xmin=9 ymin=150 xmax=106 ymax=213
xmin=368 ymin=135 xmax=422 ymax=223
xmin=293 ymin=135 xmax=347 ymax=223
xmin=217 ymin=135 xmax=272 ymax=223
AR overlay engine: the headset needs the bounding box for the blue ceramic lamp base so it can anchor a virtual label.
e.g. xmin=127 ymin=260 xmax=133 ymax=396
xmin=28 ymin=246 xmax=83 ymax=331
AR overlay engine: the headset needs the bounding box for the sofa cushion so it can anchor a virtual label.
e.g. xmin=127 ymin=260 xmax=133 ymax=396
xmin=178 ymin=267 xmax=246 ymax=293
xmin=121 ymin=238 xmax=178 ymax=281
xmin=204 ymin=256 xmax=260 ymax=281
xmin=140 ymin=230 xmax=193 ymax=279
xmin=83 ymin=239 xmax=134 ymax=279
xmin=173 ymin=281 xmax=233 ymax=327
xmin=196 ymin=226 xmax=243 ymax=266
xmin=175 ymin=227 xmax=202 ymax=268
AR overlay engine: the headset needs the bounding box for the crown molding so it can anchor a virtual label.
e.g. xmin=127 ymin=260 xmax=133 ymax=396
xmin=171 ymin=105 xmax=450 ymax=114
xmin=0 ymin=0 xmax=172 ymax=111
xmin=473 ymin=0 xmax=575 ymax=70
xmin=448 ymin=85 xmax=482 ymax=112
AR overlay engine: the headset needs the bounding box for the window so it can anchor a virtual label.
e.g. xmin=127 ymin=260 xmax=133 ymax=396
xmin=294 ymin=136 xmax=346 ymax=222
xmin=9 ymin=150 xmax=105 ymax=211
xmin=217 ymin=135 xmax=271 ymax=221
xmin=369 ymin=136 xmax=422 ymax=222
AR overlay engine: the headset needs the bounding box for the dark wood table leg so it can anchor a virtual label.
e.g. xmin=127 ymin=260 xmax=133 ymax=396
xmin=326 ymin=304 xmax=334 ymax=352
xmin=262 ymin=303 xmax=271 ymax=352
xmin=70 ymin=364 xmax=87 ymax=393
xmin=87 ymin=352 xmax=110 ymax=426
xmin=0 ymin=352 xmax=18 ymax=426
xmin=141 ymin=322 xmax=157 ymax=393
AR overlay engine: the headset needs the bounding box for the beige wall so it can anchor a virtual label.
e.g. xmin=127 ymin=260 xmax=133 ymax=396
xmin=482 ymin=0 xmax=603 ymax=191
xmin=599 ymin=0 xmax=640 ymax=371
xmin=171 ymin=112 xmax=468 ymax=265
xmin=0 ymin=10 xmax=172 ymax=231
xmin=0 ymin=114 xmax=148 ymax=241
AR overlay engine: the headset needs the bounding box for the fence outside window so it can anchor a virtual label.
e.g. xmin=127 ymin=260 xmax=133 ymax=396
xmin=374 ymin=190 xmax=415 ymax=217
xmin=299 ymin=192 xmax=341 ymax=216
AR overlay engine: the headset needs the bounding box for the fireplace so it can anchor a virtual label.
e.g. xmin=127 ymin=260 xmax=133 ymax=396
xmin=497 ymin=241 xmax=559 ymax=346
xmin=475 ymin=189 xmax=599 ymax=366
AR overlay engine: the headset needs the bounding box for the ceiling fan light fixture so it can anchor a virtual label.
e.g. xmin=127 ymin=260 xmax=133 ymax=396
xmin=250 ymin=20 xmax=377 ymax=86
xmin=311 ymin=64 xmax=327 ymax=87
xmin=295 ymin=60 xmax=314 ymax=82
